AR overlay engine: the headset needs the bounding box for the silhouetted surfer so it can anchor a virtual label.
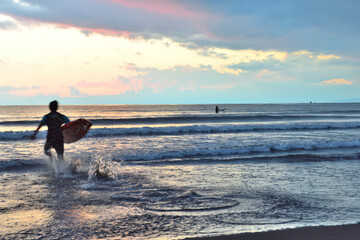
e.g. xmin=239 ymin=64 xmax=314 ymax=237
xmin=215 ymin=105 xmax=226 ymax=113
xmin=30 ymin=101 xmax=70 ymax=169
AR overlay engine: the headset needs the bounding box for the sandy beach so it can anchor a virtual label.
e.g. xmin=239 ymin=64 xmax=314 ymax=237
xmin=185 ymin=223 xmax=360 ymax=240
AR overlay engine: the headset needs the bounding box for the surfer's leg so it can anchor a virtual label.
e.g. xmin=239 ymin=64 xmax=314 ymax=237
xmin=53 ymin=141 xmax=66 ymax=174
xmin=44 ymin=141 xmax=55 ymax=171
xmin=54 ymin=141 xmax=65 ymax=168
xmin=54 ymin=141 xmax=64 ymax=161
xmin=44 ymin=141 xmax=52 ymax=158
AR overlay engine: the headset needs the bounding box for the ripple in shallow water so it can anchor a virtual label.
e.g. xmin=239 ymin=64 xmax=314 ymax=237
xmin=144 ymin=197 xmax=240 ymax=212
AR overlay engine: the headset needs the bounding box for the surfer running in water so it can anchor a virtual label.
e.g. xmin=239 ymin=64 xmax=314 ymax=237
xmin=30 ymin=101 xmax=70 ymax=165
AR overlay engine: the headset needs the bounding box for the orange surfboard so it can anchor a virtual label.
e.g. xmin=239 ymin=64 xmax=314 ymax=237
xmin=61 ymin=118 xmax=92 ymax=143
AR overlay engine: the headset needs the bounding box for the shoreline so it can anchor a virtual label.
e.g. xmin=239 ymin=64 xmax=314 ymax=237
xmin=184 ymin=223 xmax=360 ymax=240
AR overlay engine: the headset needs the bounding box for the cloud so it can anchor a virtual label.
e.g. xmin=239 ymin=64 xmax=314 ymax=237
xmin=11 ymin=0 xmax=32 ymax=7
xmin=320 ymin=78 xmax=352 ymax=85
xmin=0 ymin=0 xmax=214 ymax=42
xmin=0 ymin=0 xmax=358 ymax=54
xmin=316 ymin=54 xmax=341 ymax=60
xmin=1 ymin=84 xmax=92 ymax=98
xmin=76 ymin=77 xmax=145 ymax=96
xmin=194 ymin=48 xmax=288 ymax=76
xmin=7 ymin=85 xmax=80 ymax=97
xmin=105 ymin=0 xmax=210 ymax=19
xmin=202 ymin=1 xmax=360 ymax=52
xmin=255 ymin=69 xmax=274 ymax=79
xmin=114 ymin=64 xmax=242 ymax=94
xmin=0 ymin=13 xmax=18 ymax=29
xmin=0 ymin=20 xmax=17 ymax=30
xmin=3 ymin=85 xmax=41 ymax=97
xmin=0 ymin=85 xmax=15 ymax=94
xmin=255 ymin=69 xmax=294 ymax=82
xmin=118 ymin=63 xmax=149 ymax=77
xmin=147 ymin=78 xmax=178 ymax=93
xmin=0 ymin=1 xmax=359 ymax=104
xmin=201 ymin=84 xmax=235 ymax=90
xmin=70 ymin=86 xmax=84 ymax=97
xmin=292 ymin=51 xmax=341 ymax=61
xmin=292 ymin=50 xmax=314 ymax=58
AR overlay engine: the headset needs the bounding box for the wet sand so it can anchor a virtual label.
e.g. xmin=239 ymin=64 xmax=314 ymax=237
xmin=184 ymin=223 xmax=360 ymax=240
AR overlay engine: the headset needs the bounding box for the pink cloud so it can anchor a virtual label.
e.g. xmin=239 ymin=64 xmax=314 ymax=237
xmin=77 ymin=78 xmax=144 ymax=96
xmin=10 ymin=15 xmax=134 ymax=38
xmin=255 ymin=69 xmax=273 ymax=79
xmin=52 ymin=22 xmax=133 ymax=38
xmin=4 ymin=0 xmax=217 ymax=43
xmin=8 ymin=88 xmax=41 ymax=97
xmin=320 ymin=78 xmax=352 ymax=85
xmin=106 ymin=0 xmax=210 ymax=19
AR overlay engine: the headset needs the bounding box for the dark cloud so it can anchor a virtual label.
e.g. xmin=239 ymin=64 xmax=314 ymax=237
xmin=0 ymin=0 xmax=209 ymax=39
xmin=0 ymin=0 xmax=359 ymax=55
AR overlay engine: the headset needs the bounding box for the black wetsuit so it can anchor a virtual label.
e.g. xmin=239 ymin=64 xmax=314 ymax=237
xmin=41 ymin=111 xmax=69 ymax=156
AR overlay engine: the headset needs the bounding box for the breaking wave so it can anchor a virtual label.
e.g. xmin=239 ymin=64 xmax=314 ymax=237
xmin=2 ymin=121 xmax=360 ymax=141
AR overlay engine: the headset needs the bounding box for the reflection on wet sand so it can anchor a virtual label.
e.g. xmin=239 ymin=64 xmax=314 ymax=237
xmin=0 ymin=209 xmax=51 ymax=234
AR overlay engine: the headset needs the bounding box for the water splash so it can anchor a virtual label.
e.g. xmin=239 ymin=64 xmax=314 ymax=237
xmin=88 ymin=153 xmax=121 ymax=181
xmin=50 ymin=156 xmax=69 ymax=176
xmin=67 ymin=158 xmax=83 ymax=174
xmin=49 ymin=153 xmax=88 ymax=177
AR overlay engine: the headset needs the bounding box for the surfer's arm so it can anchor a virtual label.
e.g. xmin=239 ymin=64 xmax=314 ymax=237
xmin=30 ymin=122 xmax=44 ymax=140
xmin=30 ymin=116 xmax=46 ymax=140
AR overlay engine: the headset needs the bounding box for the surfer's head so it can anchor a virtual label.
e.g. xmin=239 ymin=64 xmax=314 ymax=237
xmin=49 ymin=100 xmax=58 ymax=112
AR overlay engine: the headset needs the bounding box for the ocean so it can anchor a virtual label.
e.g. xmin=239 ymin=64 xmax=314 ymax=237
xmin=1 ymin=103 xmax=360 ymax=239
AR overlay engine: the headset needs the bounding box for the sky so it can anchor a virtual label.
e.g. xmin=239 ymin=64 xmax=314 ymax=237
xmin=0 ymin=0 xmax=359 ymax=105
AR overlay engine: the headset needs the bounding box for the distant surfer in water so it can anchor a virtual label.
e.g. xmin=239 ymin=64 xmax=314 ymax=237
xmin=30 ymin=100 xmax=70 ymax=166
xmin=215 ymin=105 xmax=226 ymax=114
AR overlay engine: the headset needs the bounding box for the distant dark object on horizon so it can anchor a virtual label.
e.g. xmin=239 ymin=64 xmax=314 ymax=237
xmin=215 ymin=105 xmax=226 ymax=113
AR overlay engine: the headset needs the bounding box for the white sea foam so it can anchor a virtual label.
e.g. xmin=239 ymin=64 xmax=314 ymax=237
xmin=87 ymin=121 xmax=360 ymax=137
xmin=115 ymin=139 xmax=360 ymax=162
xmin=2 ymin=121 xmax=360 ymax=141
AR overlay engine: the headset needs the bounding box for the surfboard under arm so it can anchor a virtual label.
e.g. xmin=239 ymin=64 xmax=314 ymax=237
xmin=61 ymin=118 xmax=92 ymax=144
